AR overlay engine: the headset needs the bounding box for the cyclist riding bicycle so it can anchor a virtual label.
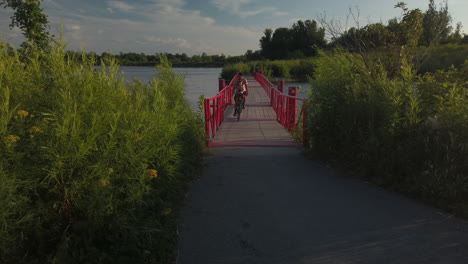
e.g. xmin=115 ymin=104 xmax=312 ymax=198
xmin=233 ymin=75 xmax=247 ymax=116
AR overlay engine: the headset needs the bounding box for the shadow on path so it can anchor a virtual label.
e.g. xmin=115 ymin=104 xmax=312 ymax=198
xmin=178 ymin=147 xmax=468 ymax=264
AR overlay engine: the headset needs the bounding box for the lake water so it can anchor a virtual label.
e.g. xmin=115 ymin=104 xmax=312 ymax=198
xmin=119 ymin=66 xmax=222 ymax=109
xmin=118 ymin=66 xmax=311 ymax=109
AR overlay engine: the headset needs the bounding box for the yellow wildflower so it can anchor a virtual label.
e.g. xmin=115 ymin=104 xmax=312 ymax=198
xmin=4 ymin=135 xmax=20 ymax=148
xmin=161 ymin=208 xmax=172 ymax=216
xmin=133 ymin=133 xmax=143 ymax=141
xmin=100 ymin=179 xmax=110 ymax=186
xmin=29 ymin=126 xmax=42 ymax=133
xmin=17 ymin=110 xmax=29 ymax=118
xmin=108 ymin=168 xmax=114 ymax=174
xmin=145 ymin=169 xmax=158 ymax=179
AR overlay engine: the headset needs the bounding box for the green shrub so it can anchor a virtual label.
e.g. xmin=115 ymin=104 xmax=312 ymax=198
xmin=307 ymin=49 xmax=468 ymax=215
xmin=220 ymin=59 xmax=315 ymax=81
xmin=0 ymin=41 xmax=204 ymax=263
xmin=219 ymin=62 xmax=251 ymax=80
xmin=417 ymin=44 xmax=468 ymax=73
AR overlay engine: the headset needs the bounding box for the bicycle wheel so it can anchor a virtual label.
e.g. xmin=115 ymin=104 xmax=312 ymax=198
xmin=236 ymin=100 xmax=242 ymax=121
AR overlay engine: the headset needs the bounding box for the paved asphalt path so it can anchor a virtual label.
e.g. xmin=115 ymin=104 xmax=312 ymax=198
xmin=178 ymin=147 xmax=468 ymax=264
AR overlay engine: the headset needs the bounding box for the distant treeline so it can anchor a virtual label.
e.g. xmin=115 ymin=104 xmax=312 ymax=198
xmin=256 ymin=1 xmax=468 ymax=60
xmin=64 ymin=51 xmax=248 ymax=67
xmin=62 ymin=1 xmax=468 ymax=71
xmin=220 ymin=0 xmax=468 ymax=80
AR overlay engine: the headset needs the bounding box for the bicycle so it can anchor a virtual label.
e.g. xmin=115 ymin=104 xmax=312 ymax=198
xmin=233 ymin=92 xmax=245 ymax=122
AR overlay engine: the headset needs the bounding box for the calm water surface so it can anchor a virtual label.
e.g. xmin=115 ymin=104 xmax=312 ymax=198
xmin=119 ymin=66 xmax=222 ymax=110
xmin=118 ymin=66 xmax=311 ymax=109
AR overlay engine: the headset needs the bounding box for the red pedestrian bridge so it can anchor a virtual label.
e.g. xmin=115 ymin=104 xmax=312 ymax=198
xmin=204 ymin=72 xmax=307 ymax=147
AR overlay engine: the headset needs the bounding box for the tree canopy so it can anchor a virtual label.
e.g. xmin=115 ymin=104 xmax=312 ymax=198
xmin=331 ymin=0 xmax=462 ymax=52
xmin=1 ymin=0 xmax=51 ymax=50
xmin=259 ymin=20 xmax=327 ymax=60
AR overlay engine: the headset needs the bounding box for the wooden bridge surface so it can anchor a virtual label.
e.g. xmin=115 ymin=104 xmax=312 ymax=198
xmin=211 ymin=76 xmax=300 ymax=147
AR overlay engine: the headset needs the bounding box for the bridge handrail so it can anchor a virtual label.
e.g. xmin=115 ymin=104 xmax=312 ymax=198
xmin=204 ymin=73 xmax=240 ymax=146
xmin=254 ymin=72 xmax=308 ymax=146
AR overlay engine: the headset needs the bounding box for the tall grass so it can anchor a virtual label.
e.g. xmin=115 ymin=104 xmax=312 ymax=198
xmin=0 ymin=41 xmax=205 ymax=263
xmin=307 ymin=49 xmax=468 ymax=216
xmin=416 ymin=44 xmax=468 ymax=73
xmin=220 ymin=59 xmax=315 ymax=81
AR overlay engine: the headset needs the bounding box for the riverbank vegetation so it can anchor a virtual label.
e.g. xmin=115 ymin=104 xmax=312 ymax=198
xmin=306 ymin=1 xmax=468 ymax=218
xmin=0 ymin=3 xmax=206 ymax=260
xmin=0 ymin=41 xmax=205 ymax=263
xmin=220 ymin=59 xmax=315 ymax=81
xmin=64 ymin=51 xmax=247 ymax=67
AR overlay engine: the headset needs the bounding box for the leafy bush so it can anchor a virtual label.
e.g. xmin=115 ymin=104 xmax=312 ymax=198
xmin=220 ymin=59 xmax=315 ymax=81
xmin=417 ymin=44 xmax=468 ymax=73
xmin=219 ymin=62 xmax=251 ymax=80
xmin=307 ymin=49 xmax=468 ymax=216
xmin=0 ymin=42 xmax=204 ymax=263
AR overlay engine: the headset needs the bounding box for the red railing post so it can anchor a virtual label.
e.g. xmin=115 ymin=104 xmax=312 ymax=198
xmin=203 ymin=72 xmax=241 ymax=146
xmin=302 ymin=102 xmax=307 ymax=147
xmin=218 ymin=79 xmax=226 ymax=92
xmin=288 ymin=87 xmax=299 ymax=131
xmin=278 ymin=80 xmax=285 ymax=94
xmin=284 ymin=95 xmax=288 ymax=127
xmin=215 ymin=97 xmax=219 ymax=131
xmin=221 ymin=92 xmax=225 ymax=123
xmin=204 ymin=99 xmax=211 ymax=146
xmin=211 ymin=101 xmax=215 ymax=137
xmin=280 ymin=95 xmax=285 ymax=125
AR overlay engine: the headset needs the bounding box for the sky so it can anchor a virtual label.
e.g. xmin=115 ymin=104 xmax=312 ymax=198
xmin=0 ymin=0 xmax=467 ymax=56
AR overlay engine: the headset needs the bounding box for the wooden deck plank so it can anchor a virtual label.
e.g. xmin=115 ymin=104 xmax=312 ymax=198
xmin=210 ymin=76 xmax=297 ymax=146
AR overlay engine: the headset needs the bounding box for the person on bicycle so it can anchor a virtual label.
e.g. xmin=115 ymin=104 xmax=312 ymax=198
xmin=238 ymin=73 xmax=248 ymax=106
xmin=233 ymin=75 xmax=247 ymax=116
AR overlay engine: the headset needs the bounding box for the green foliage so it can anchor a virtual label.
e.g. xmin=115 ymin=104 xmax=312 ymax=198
xmin=260 ymin=20 xmax=327 ymax=60
xmin=332 ymin=1 xmax=458 ymax=53
xmin=417 ymin=44 xmax=468 ymax=73
xmin=397 ymin=8 xmax=425 ymax=47
xmin=1 ymin=0 xmax=51 ymax=50
xmin=420 ymin=0 xmax=452 ymax=46
xmin=220 ymin=62 xmax=252 ymax=80
xmin=307 ymin=49 xmax=468 ymax=216
xmin=220 ymin=59 xmax=315 ymax=81
xmin=63 ymin=51 xmax=247 ymax=67
xmin=0 ymin=41 xmax=205 ymax=263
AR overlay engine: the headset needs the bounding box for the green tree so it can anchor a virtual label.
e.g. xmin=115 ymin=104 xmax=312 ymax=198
xmin=291 ymin=20 xmax=326 ymax=57
xmin=420 ymin=0 xmax=452 ymax=46
xmin=0 ymin=0 xmax=51 ymax=50
xmin=260 ymin=28 xmax=273 ymax=59
xmin=333 ymin=23 xmax=392 ymax=52
xmin=270 ymin=27 xmax=292 ymax=59
xmin=399 ymin=8 xmax=425 ymax=47
xmin=259 ymin=20 xmax=327 ymax=60
xmin=443 ymin=22 xmax=463 ymax=44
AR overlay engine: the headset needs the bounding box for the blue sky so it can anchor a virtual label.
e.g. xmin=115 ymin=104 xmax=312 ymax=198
xmin=1 ymin=0 xmax=467 ymax=55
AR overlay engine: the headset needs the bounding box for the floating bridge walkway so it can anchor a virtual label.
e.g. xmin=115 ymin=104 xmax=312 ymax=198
xmin=177 ymin=73 xmax=468 ymax=263
xmin=203 ymin=72 xmax=305 ymax=147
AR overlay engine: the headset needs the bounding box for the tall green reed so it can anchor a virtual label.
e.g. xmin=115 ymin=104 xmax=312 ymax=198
xmin=307 ymin=49 xmax=467 ymax=216
xmin=0 ymin=40 xmax=204 ymax=263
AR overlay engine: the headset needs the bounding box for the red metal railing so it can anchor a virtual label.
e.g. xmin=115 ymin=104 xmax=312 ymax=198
xmin=254 ymin=72 xmax=308 ymax=146
xmin=204 ymin=73 xmax=240 ymax=146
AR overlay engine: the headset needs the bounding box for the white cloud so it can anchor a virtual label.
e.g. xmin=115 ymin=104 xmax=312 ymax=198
xmin=106 ymin=1 xmax=135 ymax=12
xmin=1 ymin=0 xmax=262 ymax=55
xmin=211 ymin=0 xmax=288 ymax=18
xmin=144 ymin=37 xmax=192 ymax=49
